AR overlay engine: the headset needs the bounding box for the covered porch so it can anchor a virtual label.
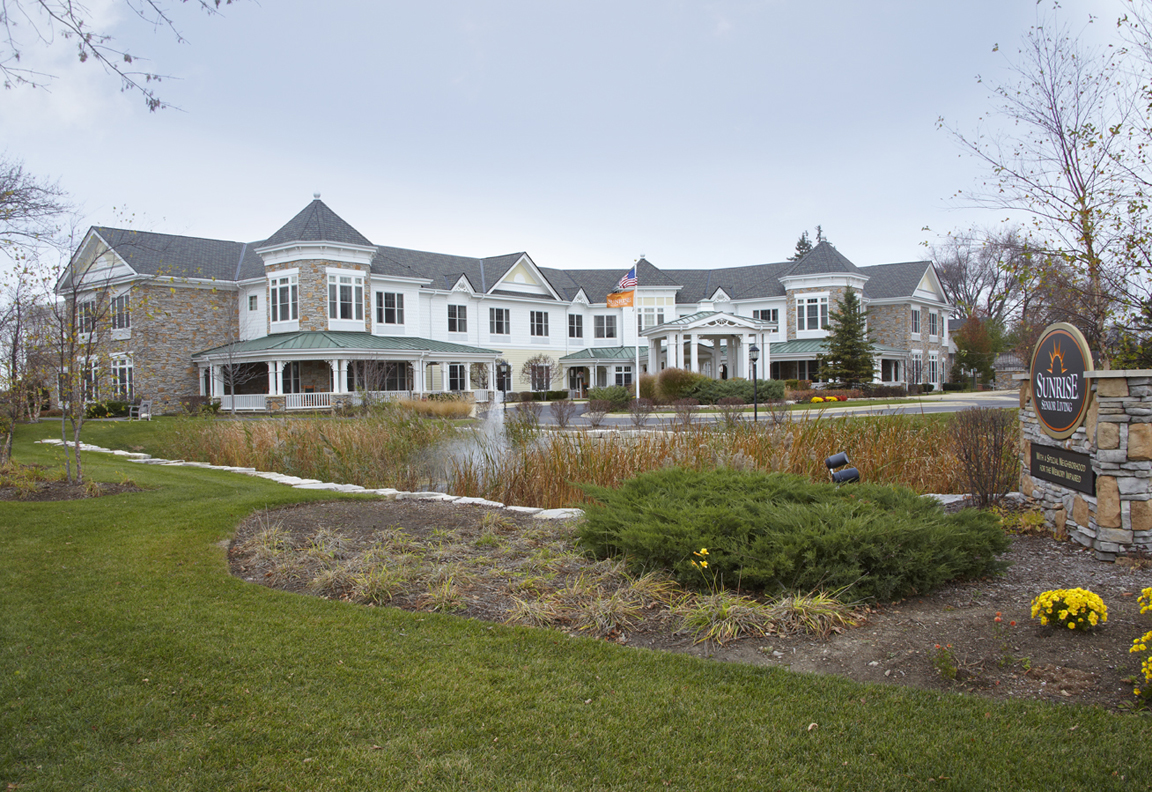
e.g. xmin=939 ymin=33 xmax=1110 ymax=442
xmin=766 ymin=339 xmax=909 ymax=385
xmin=558 ymin=347 xmax=647 ymax=397
xmin=192 ymin=331 xmax=502 ymax=411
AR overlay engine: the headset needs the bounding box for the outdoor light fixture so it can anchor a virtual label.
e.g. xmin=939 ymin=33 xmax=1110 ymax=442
xmin=497 ymin=361 xmax=512 ymax=413
xmin=749 ymin=344 xmax=760 ymax=423
xmin=825 ymin=451 xmax=859 ymax=484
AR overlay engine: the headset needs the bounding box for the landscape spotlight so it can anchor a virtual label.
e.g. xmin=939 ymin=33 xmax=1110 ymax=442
xmin=825 ymin=452 xmax=850 ymax=470
xmin=830 ymin=467 xmax=860 ymax=485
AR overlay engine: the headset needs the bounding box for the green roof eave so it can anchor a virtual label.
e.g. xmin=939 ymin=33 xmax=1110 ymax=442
xmin=193 ymin=330 xmax=502 ymax=359
xmin=559 ymin=346 xmax=648 ymax=362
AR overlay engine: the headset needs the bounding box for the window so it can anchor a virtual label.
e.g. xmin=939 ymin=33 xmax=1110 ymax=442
xmin=530 ymin=363 xmax=551 ymax=391
xmin=81 ymin=359 xmax=99 ymax=401
xmin=796 ymin=296 xmax=829 ymax=331
xmin=448 ymin=363 xmax=466 ymax=391
xmin=911 ymin=308 xmax=921 ymax=335
xmin=530 ymin=311 xmax=549 ymax=337
xmin=448 ymin=304 xmax=467 ymax=333
xmin=377 ymin=292 xmax=404 ymax=325
xmin=327 ymin=274 xmax=364 ymax=321
xmin=248 ymin=294 xmax=258 ymax=312
xmin=496 ymin=364 xmax=512 ymax=393
xmin=270 ymin=275 xmax=298 ymax=323
xmin=928 ymin=311 xmax=938 ymax=337
xmin=614 ymin=365 xmax=633 ymax=386
xmin=490 ymin=308 xmax=510 ymax=335
xmin=78 ymin=300 xmax=97 ymax=334
xmin=111 ymin=294 xmax=130 ymax=330
xmin=638 ymin=307 xmax=665 ymax=333
xmin=110 ymin=356 xmax=133 ymax=401
xmin=282 ymin=361 xmax=301 ymax=394
xmin=929 ymin=353 xmax=939 ymax=384
xmin=569 ymin=314 xmax=583 ymax=338
xmin=752 ymin=308 xmax=778 ymax=324
xmin=911 ymin=353 xmax=923 ymax=384
xmin=594 ymin=315 xmax=617 ymax=339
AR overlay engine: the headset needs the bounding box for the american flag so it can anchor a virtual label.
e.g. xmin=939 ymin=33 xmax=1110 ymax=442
xmin=614 ymin=266 xmax=637 ymax=292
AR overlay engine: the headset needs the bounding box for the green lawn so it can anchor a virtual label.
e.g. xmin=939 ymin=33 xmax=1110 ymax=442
xmin=2 ymin=422 xmax=1149 ymax=790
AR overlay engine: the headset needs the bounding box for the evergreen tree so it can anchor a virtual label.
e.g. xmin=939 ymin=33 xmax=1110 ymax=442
xmin=818 ymin=287 xmax=876 ymax=387
xmin=789 ymin=231 xmax=813 ymax=261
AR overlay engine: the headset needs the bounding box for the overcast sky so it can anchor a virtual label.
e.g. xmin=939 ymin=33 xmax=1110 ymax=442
xmin=0 ymin=0 xmax=1123 ymax=275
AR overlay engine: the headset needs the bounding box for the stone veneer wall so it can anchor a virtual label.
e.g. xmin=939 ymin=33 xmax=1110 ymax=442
xmin=1019 ymin=371 xmax=1152 ymax=560
xmin=868 ymin=304 xmax=908 ymax=348
xmin=784 ymin=285 xmax=847 ymax=340
xmin=94 ymin=283 xmax=236 ymax=414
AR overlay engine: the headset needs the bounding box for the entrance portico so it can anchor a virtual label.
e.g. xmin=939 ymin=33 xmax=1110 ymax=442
xmin=641 ymin=311 xmax=776 ymax=378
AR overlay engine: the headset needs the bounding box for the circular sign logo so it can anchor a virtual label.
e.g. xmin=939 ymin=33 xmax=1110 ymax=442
xmin=1030 ymin=323 xmax=1093 ymax=439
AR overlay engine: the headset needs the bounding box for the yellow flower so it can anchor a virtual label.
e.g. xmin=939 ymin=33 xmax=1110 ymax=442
xmin=698 ymin=560 xmax=708 ymax=569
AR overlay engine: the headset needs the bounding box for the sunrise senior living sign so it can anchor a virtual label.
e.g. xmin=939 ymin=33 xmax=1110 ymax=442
xmin=1031 ymin=323 xmax=1093 ymax=440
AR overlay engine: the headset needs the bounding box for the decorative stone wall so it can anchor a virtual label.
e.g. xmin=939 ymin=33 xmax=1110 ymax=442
xmin=1019 ymin=371 xmax=1152 ymax=560
xmin=868 ymin=304 xmax=908 ymax=348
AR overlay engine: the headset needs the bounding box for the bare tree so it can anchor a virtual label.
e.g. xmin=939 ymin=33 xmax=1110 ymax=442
xmin=1 ymin=155 xmax=69 ymax=250
xmin=0 ymin=265 xmax=51 ymax=463
xmin=1 ymin=0 xmax=241 ymax=110
xmin=520 ymin=353 xmax=560 ymax=393
xmin=931 ymin=228 xmax=1033 ymax=324
xmin=942 ymin=18 xmax=1144 ymax=362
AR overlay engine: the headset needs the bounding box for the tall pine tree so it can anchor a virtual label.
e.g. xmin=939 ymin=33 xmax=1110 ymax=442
xmin=789 ymin=231 xmax=813 ymax=261
xmin=818 ymin=286 xmax=876 ymax=387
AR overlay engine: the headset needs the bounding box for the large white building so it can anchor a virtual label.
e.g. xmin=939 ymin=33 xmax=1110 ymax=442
xmin=63 ymin=198 xmax=952 ymax=412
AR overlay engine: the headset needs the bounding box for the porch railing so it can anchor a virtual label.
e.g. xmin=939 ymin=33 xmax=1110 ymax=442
xmin=218 ymin=394 xmax=270 ymax=411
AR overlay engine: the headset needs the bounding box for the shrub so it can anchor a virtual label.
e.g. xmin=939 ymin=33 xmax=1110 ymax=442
xmin=545 ymin=390 xmax=568 ymax=401
xmin=629 ymin=398 xmax=654 ymax=427
xmin=716 ymin=396 xmax=745 ymax=428
xmin=952 ymin=407 xmax=1019 ymax=509
xmin=550 ymin=399 xmax=576 ymax=428
xmin=864 ymin=384 xmax=908 ymax=398
xmin=588 ymin=385 xmax=630 ymax=410
xmin=657 ymin=368 xmax=707 ymax=402
xmin=784 ymin=379 xmax=800 ymax=390
xmin=942 ymin=382 xmax=966 ymax=392
xmin=672 ymin=398 xmax=698 ymax=428
xmin=84 ymin=400 xmax=131 ymax=419
xmin=584 ymin=400 xmax=611 ymax=428
xmin=578 ymin=468 xmax=1009 ymax=602
xmin=921 ymin=383 xmax=935 ymax=393
xmin=688 ymin=378 xmax=785 ymax=405
xmin=638 ymin=373 xmax=659 ymax=402
xmin=1031 ymin=588 xmax=1107 ymax=631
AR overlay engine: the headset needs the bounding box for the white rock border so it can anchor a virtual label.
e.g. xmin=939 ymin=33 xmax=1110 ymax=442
xmin=33 ymin=439 xmax=584 ymax=521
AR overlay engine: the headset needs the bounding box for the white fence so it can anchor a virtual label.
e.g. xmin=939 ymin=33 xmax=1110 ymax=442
xmin=218 ymin=394 xmax=270 ymax=411
xmin=218 ymin=390 xmax=480 ymax=411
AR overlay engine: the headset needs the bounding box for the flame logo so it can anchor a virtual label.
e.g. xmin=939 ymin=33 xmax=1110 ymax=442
xmin=1047 ymin=341 xmax=1066 ymax=375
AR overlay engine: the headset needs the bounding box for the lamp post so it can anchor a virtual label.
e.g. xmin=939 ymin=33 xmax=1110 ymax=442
xmin=749 ymin=343 xmax=760 ymax=423
xmin=497 ymin=362 xmax=511 ymax=414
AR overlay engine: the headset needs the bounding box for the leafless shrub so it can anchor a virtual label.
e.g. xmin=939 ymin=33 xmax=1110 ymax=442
xmin=584 ymin=399 xmax=611 ymax=428
xmin=550 ymin=399 xmax=577 ymax=428
xmin=515 ymin=400 xmax=543 ymax=424
xmin=716 ymin=396 xmax=745 ymax=428
xmin=764 ymin=397 xmax=789 ymax=426
xmin=952 ymin=407 xmax=1020 ymax=509
xmin=629 ymin=398 xmax=654 ymax=427
xmin=672 ymin=398 xmax=699 ymax=428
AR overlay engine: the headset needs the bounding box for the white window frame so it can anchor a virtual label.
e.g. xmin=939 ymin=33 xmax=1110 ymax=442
xmin=929 ymin=352 xmax=939 ymax=385
xmin=448 ymin=363 xmax=467 ymax=391
xmin=327 ymin=270 xmax=364 ymax=330
xmin=109 ymin=354 xmax=133 ymax=401
xmin=448 ymin=304 xmax=467 ymax=333
xmin=490 ymin=307 xmax=510 ymax=335
xmin=569 ymin=314 xmax=583 ymax=339
xmin=111 ymin=293 xmax=130 ymax=330
xmin=638 ymin=307 xmax=665 ymax=333
xmin=530 ymin=310 xmax=549 ymax=339
xmin=795 ymin=294 xmax=829 ymax=334
xmin=928 ymin=311 xmax=938 ymax=338
xmin=530 ymin=363 xmax=551 ymax=391
xmin=248 ymin=294 xmax=259 ymax=312
xmin=269 ymin=272 xmax=299 ymax=329
xmin=614 ymin=365 xmax=633 ymax=386
xmin=911 ymin=308 xmax=921 ymax=337
xmin=594 ymin=315 xmax=617 ymax=339
xmin=911 ymin=352 xmax=923 ymax=384
xmin=377 ymin=292 xmax=404 ymax=326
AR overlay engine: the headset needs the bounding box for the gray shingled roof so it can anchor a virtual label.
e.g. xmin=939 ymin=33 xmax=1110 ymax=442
xmin=860 ymin=260 xmax=933 ymax=300
xmin=781 ymin=241 xmax=862 ymax=277
xmin=261 ymin=199 xmax=374 ymax=249
xmin=90 ymin=227 xmax=259 ymax=281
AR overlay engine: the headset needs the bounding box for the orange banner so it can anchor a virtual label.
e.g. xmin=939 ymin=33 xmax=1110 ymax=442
xmin=607 ymin=290 xmax=634 ymax=308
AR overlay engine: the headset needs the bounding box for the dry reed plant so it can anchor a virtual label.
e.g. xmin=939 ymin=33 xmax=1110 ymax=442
xmin=449 ymin=415 xmax=973 ymax=509
xmin=398 ymin=399 xmax=473 ymax=419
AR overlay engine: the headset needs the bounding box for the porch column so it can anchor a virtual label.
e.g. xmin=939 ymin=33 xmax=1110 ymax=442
xmin=267 ymin=362 xmax=277 ymax=395
xmin=338 ymin=359 xmax=349 ymax=393
xmin=647 ymin=338 xmax=657 ymax=371
xmin=211 ymin=365 xmax=223 ymax=398
xmin=743 ymin=335 xmax=753 ymax=380
xmin=441 ymin=363 xmax=450 ymax=392
xmin=415 ymin=359 xmax=426 ymax=394
xmin=690 ymin=334 xmax=699 ymax=373
xmin=273 ymin=361 xmax=284 ymax=395
xmin=465 ymin=363 xmax=472 ymax=391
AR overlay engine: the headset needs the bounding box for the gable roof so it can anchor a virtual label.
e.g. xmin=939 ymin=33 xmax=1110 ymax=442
xmin=88 ymin=227 xmax=259 ymax=281
xmin=860 ymin=260 xmax=934 ymax=300
xmin=260 ymin=199 xmax=374 ymax=249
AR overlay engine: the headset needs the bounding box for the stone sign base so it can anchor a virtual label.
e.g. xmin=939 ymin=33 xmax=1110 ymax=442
xmin=1019 ymin=371 xmax=1152 ymax=560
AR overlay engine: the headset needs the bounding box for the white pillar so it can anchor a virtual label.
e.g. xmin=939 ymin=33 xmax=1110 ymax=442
xmin=441 ymin=363 xmax=450 ymax=392
xmin=465 ymin=362 xmax=472 ymax=391
xmin=267 ymin=362 xmax=276 ymax=395
xmin=690 ymin=333 xmax=699 ymax=373
xmin=742 ymin=336 xmax=751 ymax=380
xmin=211 ymin=365 xmax=223 ymax=397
